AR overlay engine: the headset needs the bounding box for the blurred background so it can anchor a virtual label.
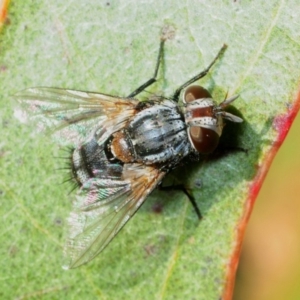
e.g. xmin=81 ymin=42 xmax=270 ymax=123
xmin=233 ymin=110 xmax=300 ymax=300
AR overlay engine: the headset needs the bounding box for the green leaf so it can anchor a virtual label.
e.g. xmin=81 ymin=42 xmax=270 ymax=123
xmin=1 ymin=1 xmax=300 ymax=299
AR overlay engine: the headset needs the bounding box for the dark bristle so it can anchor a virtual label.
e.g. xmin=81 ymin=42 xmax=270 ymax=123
xmin=52 ymin=146 xmax=82 ymax=193
xmin=55 ymin=166 xmax=73 ymax=171
xmin=53 ymin=155 xmax=71 ymax=160
xmin=60 ymin=176 xmax=75 ymax=185
xmin=60 ymin=145 xmax=75 ymax=153
xmin=68 ymin=183 xmax=79 ymax=195
xmin=61 ymin=173 xmax=81 ymax=194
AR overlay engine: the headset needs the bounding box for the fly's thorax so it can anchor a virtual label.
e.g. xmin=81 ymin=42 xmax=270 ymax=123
xmin=182 ymin=85 xmax=224 ymax=154
xmin=111 ymin=102 xmax=191 ymax=166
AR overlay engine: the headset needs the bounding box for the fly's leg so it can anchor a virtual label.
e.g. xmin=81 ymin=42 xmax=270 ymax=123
xmin=127 ymin=39 xmax=165 ymax=98
xmin=159 ymin=184 xmax=202 ymax=220
xmin=172 ymin=44 xmax=227 ymax=101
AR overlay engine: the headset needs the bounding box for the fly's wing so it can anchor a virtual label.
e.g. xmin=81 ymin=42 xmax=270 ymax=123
xmin=64 ymin=163 xmax=166 ymax=269
xmin=16 ymin=87 xmax=139 ymax=145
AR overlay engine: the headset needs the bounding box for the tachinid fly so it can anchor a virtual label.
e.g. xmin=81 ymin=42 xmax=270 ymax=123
xmin=17 ymin=39 xmax=243 ymax=269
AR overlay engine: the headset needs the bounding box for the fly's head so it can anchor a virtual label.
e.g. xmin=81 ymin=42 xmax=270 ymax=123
xmin=183 ymin=85 xmax=243 ymax=154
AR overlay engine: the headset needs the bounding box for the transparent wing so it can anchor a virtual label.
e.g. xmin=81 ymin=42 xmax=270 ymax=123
xmin=16 ymin=87 xmax=138 ymax=145
xmin=64 ymin=163 xmax=166 ymax=269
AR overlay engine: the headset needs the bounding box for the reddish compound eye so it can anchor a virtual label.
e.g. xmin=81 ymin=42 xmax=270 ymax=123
xmin=189 ymin=126 xmax=220 ymax=154
xmin=183 ymin=85 xmax=223 ymax=154
xmin=184 ymin=85 xmax=212 ymax=102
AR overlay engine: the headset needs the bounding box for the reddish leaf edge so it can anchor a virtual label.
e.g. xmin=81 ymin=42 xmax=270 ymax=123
xmin=223 ymin=88 xmax=300 ymax=300
xmin=0 ymin=0 xmax=10 ymax=28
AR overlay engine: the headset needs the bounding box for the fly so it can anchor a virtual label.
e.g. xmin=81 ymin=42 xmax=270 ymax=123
xmin=17 ymin=37 xmax=243 ymax=269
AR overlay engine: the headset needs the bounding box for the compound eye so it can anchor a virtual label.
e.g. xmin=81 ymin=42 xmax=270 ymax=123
xmin=184 ymin=85 xmax=221 ymax=153
xmin=184 ymin=85 xmax=212 ymax=103
xmin=189 ymin=126 xmax=219 ymax=154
